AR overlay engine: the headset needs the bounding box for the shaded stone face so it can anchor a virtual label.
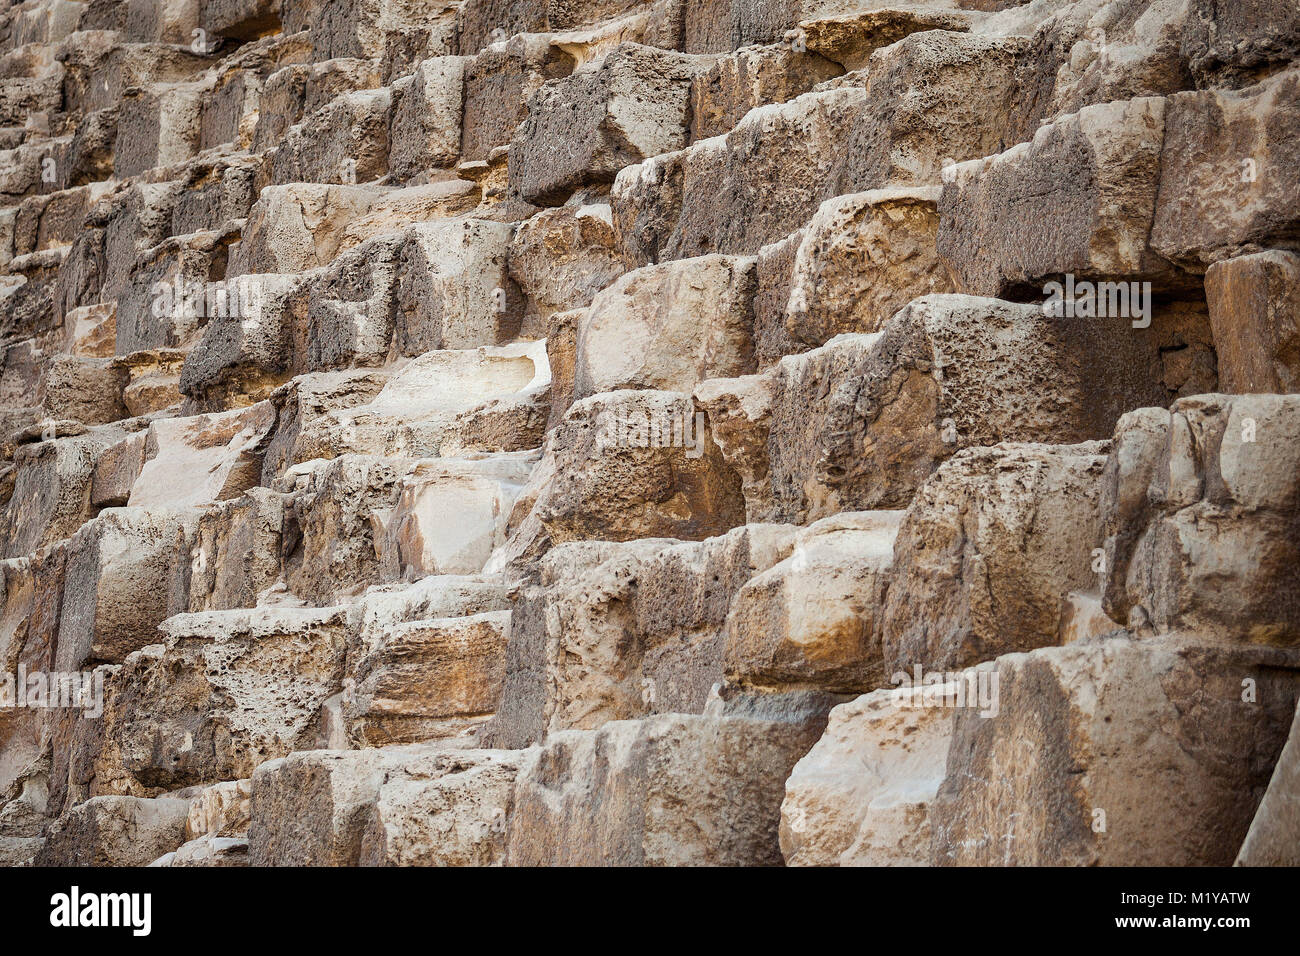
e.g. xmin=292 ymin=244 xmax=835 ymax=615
xmin=3 ymin=0 xmax=1299 ymax=872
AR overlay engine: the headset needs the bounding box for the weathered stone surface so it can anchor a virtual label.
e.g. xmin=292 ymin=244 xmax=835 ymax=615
xmin=574 ymin=254 xmax=755 ymax=399
xmin=85 ymin=607 xmax=348 ymax=793
xmin=1151 ymin=67 xmax=1300 ymax=269
xmin=56 ymin=506 xmax=197 ymax=669
xmin=1237 ymin=698 xmax=1300 ymax=866
xmin=508 ymin=200 xmax=624 ymax=325
xmin=781 ymin=684 xmax=960 ymax=866
xmin=521 ymin=389 xmax=745 ymax=550
xmin=931 ymin=634 xmax=1300 ymax=866
xmin=1205 ymin=250 xmax=1300 ymax=394
xmin=786 ymin=186 xmax=950 ymax=345
xmin=763 ymin=294 xmax=1168 ymax=522
xmin=1100 ymin=394 xmax=1300 ymax=643
xmin=35 ymin=795 xmax=190 ymax=866
xmin=612 ymin=87 xmax=867 ymax=264
xmin=388 ymin=55 xmax=466 ymax=182
xmin=725 ymin=510 xmax=901 ymax=692
xmin=881 ymin=442 xmax=1110 ymax=675
xmin=510 ymin=43 xmax=699 ymax=205
xmin=507 ymin=713 xmax=818 ymax=865
xmin=344 ymin=609 xmax=510 ymax=745
xmin=128 ymin=403 xmax=275 ymax=510
xmin=938 ymin=96 xmax=1181 ymax=298
xmin=689 ymin=41 xmax=841 ymax=141
xmin=395 ymin=218 xmax=522 ymax=353
xmin=249 ymin=744 xmax=523 ymax=866
xmin=484 ymin=524 xmax=796 ymax=748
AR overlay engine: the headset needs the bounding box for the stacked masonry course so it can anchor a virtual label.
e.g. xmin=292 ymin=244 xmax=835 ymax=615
xmin=0 ymin=0 xmax=1297 ymax=867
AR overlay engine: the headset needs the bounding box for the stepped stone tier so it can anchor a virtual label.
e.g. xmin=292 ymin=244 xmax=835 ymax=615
xmin=0 ymin=0 xmax=1296 ymax=868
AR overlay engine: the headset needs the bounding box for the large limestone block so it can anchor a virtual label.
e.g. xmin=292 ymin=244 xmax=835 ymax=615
xmin=765 ymin=294 xmax=1167 ymax=522
xmin=938 ymin=96 xmax=1179 ymax=298
xmin=175 ymin=487 xmax=286 ymax=613
xmin=127 ymin=403 xmax=275 ymax=510
xmin=1 ymin=428 xmax=123 ymax=559
xmin=114 ymin=229 xmax=236 ymax=356
xmin=39 ymin=355 xmax=127 ymax=426
xmin=278 ymin=454 xmax=411 ymax=605
xmin=372 ymin=452 xmax=539 ymax=579
xmin=834 ymin=29 xmax=1026 ymax=195
xmin=510 ymin=43 xmax=700 ymax=205
xmin=345 ymin=610 xmax=511 ymax=746
xmin=113 ymin=80 xmax=205 ymax=179
xmin=176 ymin=273 xmax=305 ymax=411
xmin=395 ymin=218 xmax=521 ymax=354
xmin=87 ymin=607 xmax=348 ymax=793
xmin=388 ymin=55 xmax=466 ymax=182
xmin=34 ymin=795 xmax=190 ymax=867
xmin=234 ymin=183 xmax=381 ymax=276
xmin=931 ymin=634 xmax=1300 ymax=866
xmin=528 ymin=389 xmax=746 ymax=546
xmin=507 ymin=713 xmax=817 ymax=866
xmin=1151 ymin=67 xmax=1300 ymax=269
xmin=1236 ymin=699 xmax=1300 ymax=866
xmin=508 ymin=200 xmax=625 ymax=324
xmin=358 ymin=748 xmax=525 ymax=865
xmin=249 ymin=745 xmax=523 ymax=865
xmin=689 ymin=41 xmax=841 ymax=142
xmin=612 ymin=87 xmax=867 ymax=264
xmin=312 ymin=0 xmax=457 ymax=61
xmin=55 ymin=507 xmax=198 ymax=670
xmin=881 ymin=442 xmax=1111 ymax=675
xmin=253 ymin=57 xmax=384 ymax=152
xmin=1181 ymin=0 xmax=1300 ymax=86
xmin=306 ymin=232 xmax=405 ymax=371
xmin=786 ymin=186 xmax=950 ymax=345
xmin=484 ymin=525 xmax=795 ymax=747
xmin=574 ymin=254 xmax=756 ymax=399
xmin=272 ymin=87 xmax=393 ymax=185
xmin=461 ymin=34 xmax=576 ymax=163
xmin=725 ymin=510 xmax=902 ymax=693
xmin=1205 ymin=250 xmax=1300 ymax=394
xmin=780 ymin=685 xmax=959 ymax=866
xmin=270 ymin=342 xmax=547 ymax=466
xmin=1100 ymin=394 xmax=1300 ymax=643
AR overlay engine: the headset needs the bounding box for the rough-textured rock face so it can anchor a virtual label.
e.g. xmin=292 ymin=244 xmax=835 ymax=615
xmin=1 ymin=0 xmax=1297 ymax=871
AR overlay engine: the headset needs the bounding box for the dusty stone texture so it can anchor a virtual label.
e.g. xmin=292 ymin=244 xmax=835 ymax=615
xmin=724 ymin=510 xmax=902 ymax=693
xmin=937 ymin=96 xmax=1184 ymax=298
xmin=574 ymin=254 xmax=756 ymax=399
xmin=1205 ymin=250 xmax=1300 ymax=394
xmin=76 ymin=608 xmax=347 ymax=797
xmin=762 ymin=294 xmax=1169 ymax=523
xmin=880 ymin=442 xmax=1111 ymax=675
xmin=688 ymin=42 xmax=841 ymax=142
xmin=249 ymin=744 xmax=524 ymax=866
xmin=786 ymin=186 xmax=951 ymax=346
xmin=612 ymin=87 xmax=866 ymax=265
xmin=1099 ymin=394 xmax=1300 ymax=643
xmin=483 ymin=524 xmax=799 ymax=748
xmin=1150 ymin=67 xmax=1300 ymax=270
xmin=507 ymin=713 xmax=818 ymax=866
xmin=55 ymin=506 xmax=198 ymax=669
xmin=931 ymin=634 xmax=1300 ymax=866
xmin=35 ymin=794 xmax=191 ymax=866
xmin=1236 ymin=698 xmax=1300 ymax=866
xmin=781 ymin=684 xmax=962 ymax=866
xmin=508 ymin=200 xmax=625 ymax=325
xmin=510 ymin=43 xmax=701 ymax=205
